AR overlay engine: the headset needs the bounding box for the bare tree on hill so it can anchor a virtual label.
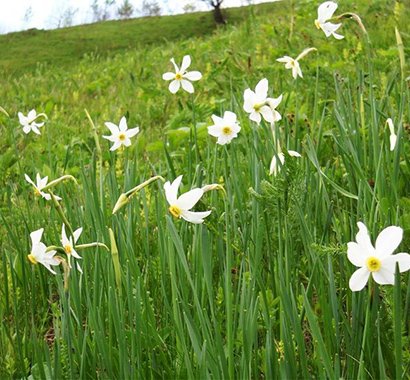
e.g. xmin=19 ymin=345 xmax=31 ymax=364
xmin=91 ymin=0 xmax=116 ymax=22
xmin=140 ymin=1 xmax=162 ymax=17
xmin=201 ymin=0 xmax=226 ymax=25
xmin=117 ymin=0 xmax=134 ymax=19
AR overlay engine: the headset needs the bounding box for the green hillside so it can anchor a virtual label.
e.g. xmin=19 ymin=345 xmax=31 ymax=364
xmin=1 ymin=3 xmax=278 ymax=74
xmin=1 ymin=0 xmax=410 ymax=378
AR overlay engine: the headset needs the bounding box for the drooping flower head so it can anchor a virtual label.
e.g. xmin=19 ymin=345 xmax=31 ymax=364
xmin=164 ymin=175 xmax=211 ymax=224
xmin=386 ymin=118 xmax=397 ymax=151
xmin=277 ymin=48 xmax=317 ymax=79
xmin=24 ymin=173 xmax=62 ymax=201
xmin=315 ymin=1 xmax=344 ymax=40
xmin=18 ymin=109 xmax=46 ymax=135
xmin=208 ymin=111 xmax=241 ymax=145
xmin=269 ymin=150 xmax=301 ymax=176
xmin=162 ymin=55 xmax=202 ymax=94
xmin=27 ymin=228 xmax=60 ymax=274
xmin=347 ymin=222 xmax=410 ymax=291
xmin=243 ymin=79 xmax=282 ymax=125
xmin=102 ymin=116 xmax=140 ymax=151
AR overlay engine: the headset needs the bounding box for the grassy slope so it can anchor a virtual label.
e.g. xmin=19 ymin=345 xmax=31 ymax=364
xmin=0 ymin=3 xmax=277 ymax=74
xmin=1 ymin=1 xmax=410 ymax=378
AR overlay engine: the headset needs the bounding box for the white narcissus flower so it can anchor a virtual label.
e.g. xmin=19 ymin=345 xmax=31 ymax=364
xmin=276 ymin=48 xmax=317 ymax=79
xmin=18 ymin=109 xmax=46 ymax=135
xmin=347 ymin=222 xmax=410 ymax=291
xmin=269 ymin=150 xmax=301 ymax=176
xmin=276 ymin=56 xmax=303 ymax=79
xmin=243 ymin=78 xmax=282 ymax=125
xmin=24 ymin=173 xmax=61 ymax=201
xmin=208 ymin=111 xmax=241 ymax=145
xmin=162 ymin=55 xmax=202 ymax=94
xmin=27 ymin=228 xmax=60 ymax=274
xmin=386 ymin=118 xmax=397 ymax=151
xmin=164 ymin=175 xmax=211 ymax=224
xmin=315 ymin=1 xmax=344 ymax=40
xmin=102 ymin=116 xmax=140 ymax=151
xmin=61 ymin=224 xmax=83 ymax=262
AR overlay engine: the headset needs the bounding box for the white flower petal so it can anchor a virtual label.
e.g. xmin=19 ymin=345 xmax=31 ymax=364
xmin=277 ymin=56 xmax=293 ymax=64
xmin=249 ymin=111 xmax=262 ymax=124
xmin=208 ymin=125 xmax=221 ymax=137
xmin=73 ymin=227 xmax=83 ymax=243
xmin=176 ymin=188 xmax=204 ymax=210
xmin=105 ymin=122 xmax=120 ymax=135
xmin=255 ymin=78 xmax=268 ymax=98
xmin=119 ymin=117 xmax=127 ymax=132
xmin=349 ymin=267 xmax=370 ymax=292
xmin=169 ymin=80 xmax=180 ymax=94
xmin=375 ymin=226 xmax=403 ymax=258
xmin=28 ymin=109 xmax=37 ymax=120
xmin=126 ymin=127 xmax=140 ymax=138
xmin=162 ymin=72 xmax=175 ymax=81
xmin=390 ymin=134 xmax=397 ymax=151
xmin=259 ymin=106 xmax=274 ymax=123
xmin=355 ymin=222 xmax=374 ymax=251
xmin=224 ymin=111 xmax=237 ymax=124
xmin=184 ymin=71 xmax=202 ymax=81
xmin=61 ymin=224 xmax=69 ymax=246
xmin=30 ymin=228 xmax=44 ymax=247
xmin=372 ymin=267 xmax=395 ymax=285
xmin=317 ymin=1 xmax=338 ymax=23
xmin=170 ymin=58 xmax=179 ymax=73
xmin=23 ymin=125 xmax=31 ymax=134
xmin=181 ymin=79 xmax=194 ymax=93
xmin=180 ymin=55 xmax=191 ymax=73
xmin=347 ymin=242 xmax=368 ymax=267
xmin=164 ymin=175 xmax=183 ymax=206
xmin=25 ymin=174 xmax=36 ymax=187
xmin=180 ymin=210 xmax=211 ymax=224
xmin=110 ymin=141 xmax=122 ymax=151
xmin=31 ymin=125 xmax=41 ymax=135
xmin=382 ymin=252 xmax=410 ymax=273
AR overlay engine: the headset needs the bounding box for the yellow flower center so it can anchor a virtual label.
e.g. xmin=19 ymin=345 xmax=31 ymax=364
xmin=34 ymin=188 xmax=41 ymax=197
xmin=366 ymin=256 xmax=381 ymax=272
xmin=175 ymin=73 xmax=182 ymax=80
xmin=64 ymin=245 xmax=72 ymax=255
xmin=28 ymin=253 xmax=37 ymax=264
xmin=118 ymin=133 xmax=126 ymax=141
xmin=222 ymin=126 xmax=232 ymax=135
xmin=314 ymin=19 xmax=321 ymax=29
xmin=169 ymin=205 xmax=182 ymax=218
xmin=253 ymin=104 xmax=262 ymax=112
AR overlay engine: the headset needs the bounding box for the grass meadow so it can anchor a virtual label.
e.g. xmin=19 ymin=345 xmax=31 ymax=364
xmin=1 ymin=0 xmax=410 ymax=378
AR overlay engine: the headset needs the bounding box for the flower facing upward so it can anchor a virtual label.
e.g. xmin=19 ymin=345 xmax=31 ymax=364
xmin=315 ymin=1 xmax=344 ymax=40
xmin=347 ymin=222 xmax=410 ymax=291
xmin=24 ymin=173 xmax=61 ymax=201
xmin=27 ymin=228 xmax=60 ymax=274
xmin=162 ymin=55 xmax=202 ymax=94
xmin=61 ymin=224 xmax=83 ymax=262
xmin=164 ymin=175 xmax=211 ymax=224
xmin=102 ymin=116 xmax=140 ymax=151
xmin=208 ymin=111 xmax=241 ymax=145
xmin=18 ymin=109 xmax=46 ymax=135
xmin=386 ymin=118 xmax=397 ymax=151
xmin=243 ymin=79 xmax=282 ymax=125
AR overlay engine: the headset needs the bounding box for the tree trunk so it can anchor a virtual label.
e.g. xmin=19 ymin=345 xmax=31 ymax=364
xmin=213 ymin=4 xmax=226 ymax=25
